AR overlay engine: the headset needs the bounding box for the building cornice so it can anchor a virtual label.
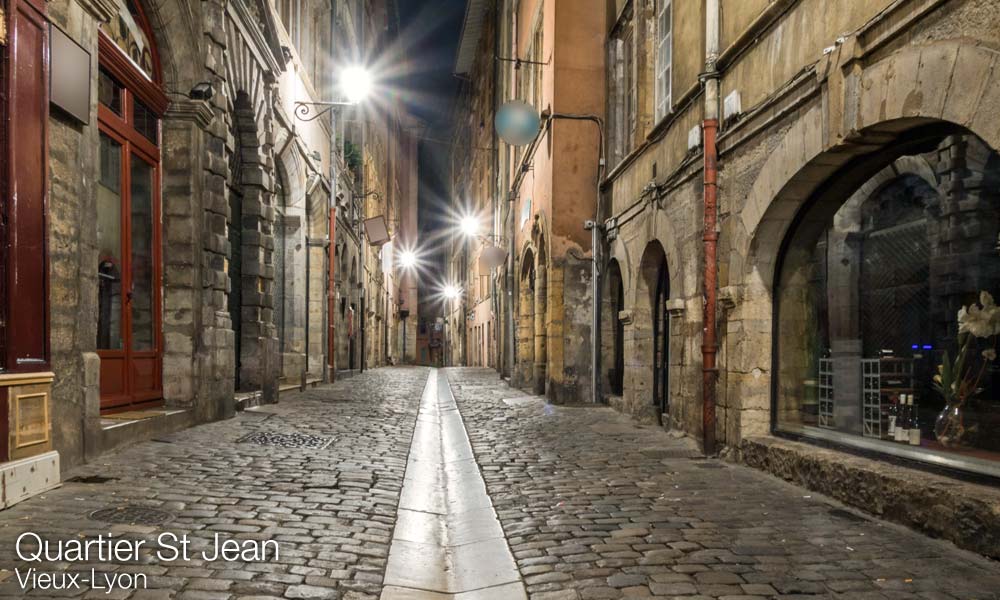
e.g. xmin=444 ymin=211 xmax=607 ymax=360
xmin=75 ymin=0 xmax=117 ymax=24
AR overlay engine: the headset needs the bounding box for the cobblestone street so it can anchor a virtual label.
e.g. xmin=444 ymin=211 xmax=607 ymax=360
xmin=445 ymin=368 xmax=1000 ymax=600
xmin=0 ymin=367 xmax=998 ymax=599
xmin=0 ymin=367 xmax=429 ymax=600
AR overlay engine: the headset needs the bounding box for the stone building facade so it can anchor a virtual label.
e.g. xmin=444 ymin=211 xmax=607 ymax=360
xmin=449 ymin=0 xmax=606 ymax=402
xmin=452 ymin=0 xmax=1000 ymax=556
xmin=0 ymin=0 xmax=418 ymax=508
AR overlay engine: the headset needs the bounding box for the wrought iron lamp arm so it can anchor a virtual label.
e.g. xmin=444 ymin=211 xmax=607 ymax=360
xmin=293 ymin=100 xmax=355 ymax=122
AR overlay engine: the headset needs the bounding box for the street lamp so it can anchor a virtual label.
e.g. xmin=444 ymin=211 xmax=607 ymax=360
xmin=341 ymin=66 xmax=373 ymax=105
xmin=292 ymin=64 xmax=373 ymax=382
xmin=459 ymin=215 xmax=480 ymax=238
xmin=399 ymin=250 xmax=418 ymax=270
xmin=443 ymin=285 xmax=462 ymax=300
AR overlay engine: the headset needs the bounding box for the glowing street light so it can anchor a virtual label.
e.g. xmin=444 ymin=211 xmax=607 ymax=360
xmin=459 ymin=215 xmax=480 ymax=238
xmin=443 ymin=285 xmax=462 ymax=300
xmin=399 ymin=249 xmax=418 ymax=270
xmin=341 ymin=66 xmax=373 ymax=105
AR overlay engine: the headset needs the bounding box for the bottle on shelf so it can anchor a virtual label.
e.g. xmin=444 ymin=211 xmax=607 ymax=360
xmin=908 ymin=395 xmax=921 ymax=446
xmin=887 ymin=393 xmax=899 ymax=439
xmin=894 ymin=394 xmax=909 ymax=442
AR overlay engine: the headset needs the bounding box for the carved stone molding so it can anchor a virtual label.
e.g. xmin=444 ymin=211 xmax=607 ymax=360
xmin=164 ymin=98 xmax=215 ymax=130
xmin=719 ymin=286 xmax=740 ymax=311
xmin=75 ymin=0 xmax=118 ymax=24
xmin=666 ymin=298 xmax=686 ymax=318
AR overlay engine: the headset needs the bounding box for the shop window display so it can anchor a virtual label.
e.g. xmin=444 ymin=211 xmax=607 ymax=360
xmin=776 ymin=132 xmax=1000 ymax=475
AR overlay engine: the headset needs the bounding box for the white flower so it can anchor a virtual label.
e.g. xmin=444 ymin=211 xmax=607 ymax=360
xmin=958 ymin=293 xmax=1000 ymax=338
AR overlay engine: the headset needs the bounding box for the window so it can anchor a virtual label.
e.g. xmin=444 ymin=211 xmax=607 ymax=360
xmin=277 ymin=0 xmax=303 ymax=48
xmin=530 ymin=23 xmax=543 ymax=110
xmin=607 ymin=7 xmax=636 ymax=165
xmin=775 ymin=131 xmax=1000 ymax=476
xmin=655 ymin=0 xmax=672 ymax=121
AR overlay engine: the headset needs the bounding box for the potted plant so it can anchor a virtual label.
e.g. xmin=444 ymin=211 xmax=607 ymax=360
xmin=933 ymin=291 xmax=998 ymax=447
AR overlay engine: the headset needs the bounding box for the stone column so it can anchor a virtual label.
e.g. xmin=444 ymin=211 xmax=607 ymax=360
xmin=533 ymin=263 xmax=548 ymax=395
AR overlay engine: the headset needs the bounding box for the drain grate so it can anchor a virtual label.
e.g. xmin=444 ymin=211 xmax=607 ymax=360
xmin=90 ymin=505 xmax=175 ymax=526
xmin=67 ymin=475 xmax=118 ymax=484
xmin=237 ymin=431 xmax=333 ymax=449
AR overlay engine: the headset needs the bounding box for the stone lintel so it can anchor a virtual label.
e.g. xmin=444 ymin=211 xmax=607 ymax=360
xmin=165 ymin=99 xmax=216 ymax=130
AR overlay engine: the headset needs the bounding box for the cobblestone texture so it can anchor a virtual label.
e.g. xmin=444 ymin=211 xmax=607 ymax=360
xmin=0 ymin=367 xmax=429 ymax=600
xmin=444 ymin=368 xmax=1000 ymax=600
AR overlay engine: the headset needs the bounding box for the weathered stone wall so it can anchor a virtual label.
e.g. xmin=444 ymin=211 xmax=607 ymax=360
xmin=736 ymin=436 xmax=1000 ymax=559
xmin=44 ymin=0 xmax=339 ymax=469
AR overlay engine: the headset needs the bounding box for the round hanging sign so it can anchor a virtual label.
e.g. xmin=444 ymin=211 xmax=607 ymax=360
xmin=495 ymin=100 xmax=541 ymax=146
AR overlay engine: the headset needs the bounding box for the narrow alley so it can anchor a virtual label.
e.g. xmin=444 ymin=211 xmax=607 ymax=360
xmin=1 ymin=368 xmax=997 ymax=599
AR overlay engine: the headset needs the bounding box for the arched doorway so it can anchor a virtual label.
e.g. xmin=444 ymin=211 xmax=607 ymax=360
xmin=273 ymin=167 xmax=287 ymax=381
xmin=348 ymin=258 xmax=358 ymax=370
xmin=517 ymin=248 xmax=535 ymax=388
xmin=226 ymin=94 xmax=248 ymax=390
xmin=601 ymin=259 xmax=625 ymax=399
xmin=96 ymin=0 xmax=168 ymax=410
xmin=636 ymin=241 xmax=670 ymax=424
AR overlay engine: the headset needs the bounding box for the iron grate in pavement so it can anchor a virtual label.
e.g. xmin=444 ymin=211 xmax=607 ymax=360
xmin=90 ymin=505 xmax=175 ymax=526
xmin=236 ymin=431 xmax=334 ymax=449
xmin=66 ymin=475 xmax=118 ymax=484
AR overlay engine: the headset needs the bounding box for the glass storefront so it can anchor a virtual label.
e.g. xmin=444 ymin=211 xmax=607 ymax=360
xmin=776 ymin=132 xmax=1000 ymax=475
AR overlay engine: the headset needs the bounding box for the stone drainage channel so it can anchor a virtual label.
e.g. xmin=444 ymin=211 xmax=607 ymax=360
xmin=381 ymin=369 xmax=527 ymax=600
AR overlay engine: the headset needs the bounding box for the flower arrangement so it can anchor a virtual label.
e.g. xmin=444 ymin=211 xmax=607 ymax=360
xmin=933 ymin=291 xmax=999 ymax=446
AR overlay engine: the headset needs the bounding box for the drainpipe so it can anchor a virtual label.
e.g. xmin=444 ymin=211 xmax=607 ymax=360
xmin=701 ymin=0 xmax=721 ymax=456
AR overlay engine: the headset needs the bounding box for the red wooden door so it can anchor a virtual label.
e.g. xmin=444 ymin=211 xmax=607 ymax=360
xmin=2 ymin=0 xmax=51 ymax=456
xmin=96 ymin=16 xmax=167 ymax=411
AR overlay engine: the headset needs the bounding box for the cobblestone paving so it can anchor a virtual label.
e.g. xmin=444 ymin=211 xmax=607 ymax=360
xmin=0 ymin=367 xmax=429 ymax=600
xmin=445 ymin=368 xmax=1000 ymax=600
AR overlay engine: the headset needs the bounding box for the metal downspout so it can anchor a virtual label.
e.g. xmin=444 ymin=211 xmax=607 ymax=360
xmin=701 ymin=0 xmax=721 ymax=456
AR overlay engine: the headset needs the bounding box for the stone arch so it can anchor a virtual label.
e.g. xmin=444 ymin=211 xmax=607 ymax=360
xmin=515 ymin=246 xmax=537 ymax=390
xmin=740 ymin=42 xmax=1000 ymax=288
xmin=136 ymin=0 xmax=200 ymax=92
xmin=606 ymin=235 xmax=633 ymax=297
xmin=728 ymin=41 xmax=1000 ymax=441
xmin=627 ymin=241 xmax=670 ymax=425
xmin=601 ymin=258 xmax=625 ymax=399
xmin=218 ymin=1 xmax=285 ymax=400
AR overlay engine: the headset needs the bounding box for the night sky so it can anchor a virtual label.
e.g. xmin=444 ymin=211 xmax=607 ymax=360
xmin=397 ymin=0 xmax=468 ymax=305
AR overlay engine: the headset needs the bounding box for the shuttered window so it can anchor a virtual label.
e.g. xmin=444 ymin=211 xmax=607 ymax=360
xmin=655 ymin=0 xmax=672 ymax=120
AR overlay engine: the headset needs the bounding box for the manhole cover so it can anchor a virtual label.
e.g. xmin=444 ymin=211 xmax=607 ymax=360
xmin=237 ymin=431 xmax=333 ymax=449
xmin=90 ymin=505 xmax=175 ymax=525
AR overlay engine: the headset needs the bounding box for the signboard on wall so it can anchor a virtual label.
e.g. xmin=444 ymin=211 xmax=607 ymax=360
xmin=50 ymin=24 xmax=90 ymax=124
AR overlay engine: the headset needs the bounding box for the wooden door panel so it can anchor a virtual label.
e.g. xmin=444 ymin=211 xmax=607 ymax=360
xmin=7 ymin=0 xmax=49 ymax=370
xmin=130 ymin=355 xmax=159 ymax=396
xmin=99 ymin=356 xmax=127 ymax=403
